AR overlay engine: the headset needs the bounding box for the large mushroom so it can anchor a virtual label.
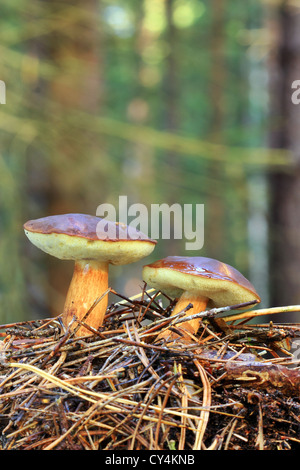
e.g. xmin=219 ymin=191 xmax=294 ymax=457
xmin=143 ymin=256 xmax=261 ymax=342
xmin=24 ymin=213 xmax=156 ymax=336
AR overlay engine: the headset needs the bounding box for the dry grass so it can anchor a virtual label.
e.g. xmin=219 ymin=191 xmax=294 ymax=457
xmin=0 ymin=286 xmax=299 ymax=450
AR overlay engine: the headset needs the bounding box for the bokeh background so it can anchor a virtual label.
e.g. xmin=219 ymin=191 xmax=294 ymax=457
xmin=1 ymin=0 xmax=300 ymax=325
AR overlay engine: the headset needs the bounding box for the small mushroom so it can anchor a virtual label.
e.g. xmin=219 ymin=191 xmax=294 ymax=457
xmin=24 ymin=213 xmax=156 ymax=336
xmin=143 ymin=256 xmax=261 ymax=342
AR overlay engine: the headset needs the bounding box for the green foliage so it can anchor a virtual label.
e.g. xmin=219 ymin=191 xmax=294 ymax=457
xmin=0 ymin=0 xmax=291 ymax=322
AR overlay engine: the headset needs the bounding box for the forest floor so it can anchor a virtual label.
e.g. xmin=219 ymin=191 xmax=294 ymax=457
xmin=0 ymin=287 xmax=299 ymax=450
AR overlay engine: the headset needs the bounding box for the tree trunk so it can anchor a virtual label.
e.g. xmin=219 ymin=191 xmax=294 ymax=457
xmin=44 ymin=0 xmax=103 ymax=316
xmin=268 ymin=2 xmax=300 ymax=314
xmin=162 ymin=0 xmax=181 ymax=254
xmin=206 ymin=0 xmax=226 ymax=260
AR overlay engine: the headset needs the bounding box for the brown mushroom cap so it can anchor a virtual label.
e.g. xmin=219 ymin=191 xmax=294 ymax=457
xmin=24 ymin=213 xmax=156 ymax=264
xmin=143 ymin=256 xmax=261 ymax=308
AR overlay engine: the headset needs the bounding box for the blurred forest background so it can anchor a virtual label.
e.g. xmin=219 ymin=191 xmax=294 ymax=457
xmin=0 ymin=0 xmax=300 ymax=325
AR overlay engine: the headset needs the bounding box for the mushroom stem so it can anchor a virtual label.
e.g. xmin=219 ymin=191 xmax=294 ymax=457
xmin=62 ymin=260 xmax=109 ymax=336
xmin=158 ymin=291 xmax=208 ymax=342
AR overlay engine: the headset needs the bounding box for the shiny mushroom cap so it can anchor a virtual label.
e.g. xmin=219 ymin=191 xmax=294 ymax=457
xmin=24 ymin=213 xmax=157 ymax=264
xmin=143 ymin=256 xmax=261 ymax=308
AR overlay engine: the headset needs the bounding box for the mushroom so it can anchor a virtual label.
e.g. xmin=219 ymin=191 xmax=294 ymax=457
xmin=24 ymin=213 xmax=156 ymax=336
xmin=143 ymin=256 xmax=261 ymax=342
